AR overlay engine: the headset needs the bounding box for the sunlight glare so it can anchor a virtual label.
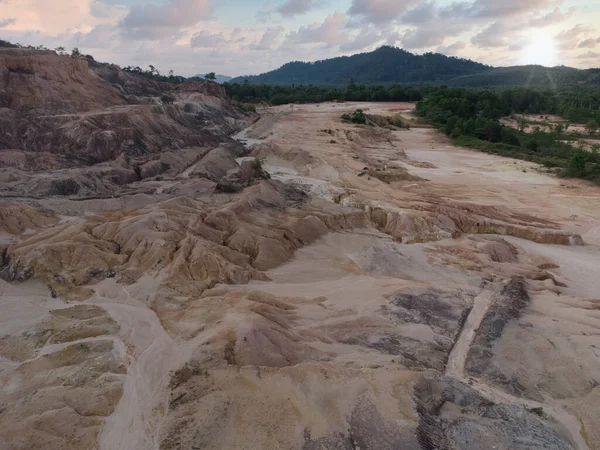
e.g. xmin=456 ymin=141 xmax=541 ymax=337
xmin=520 ymin=31 xmax=559 ymax=67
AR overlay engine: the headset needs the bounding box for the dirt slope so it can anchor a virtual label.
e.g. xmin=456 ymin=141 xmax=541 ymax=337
xmin=1 ymin=101 xmax=600 ymax=450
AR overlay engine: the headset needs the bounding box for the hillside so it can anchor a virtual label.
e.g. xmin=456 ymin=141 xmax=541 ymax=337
xmin=449 ymin=65 xmax=600 ymax=87
xmin=231 ymin=46 xmax=599 ymax=87
xmin=231 ymin=46 xmax=489 ymax=85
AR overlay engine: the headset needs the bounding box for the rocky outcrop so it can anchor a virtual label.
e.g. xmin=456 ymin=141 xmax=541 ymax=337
xmin=0 ymin=49 xmax=125 ymax=114
xmin=0 ymin=50 xmax=249 ymax=172
xmin=414 ymin=374 xmax=574 ymax=450
xmin=465 ymin=279 xmax=534 ymax=398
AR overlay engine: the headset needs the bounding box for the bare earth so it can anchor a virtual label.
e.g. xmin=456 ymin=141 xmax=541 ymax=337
xmin=2 ymin=102 xmax=600 ymax=450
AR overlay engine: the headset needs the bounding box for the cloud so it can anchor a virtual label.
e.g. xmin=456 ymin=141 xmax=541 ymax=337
xmin=441 ymin=0 xmax=560 ymax=20
xmin=77 ymin=23 xmax=120 ymax=48
xmin=578 ymin=38 xmax=598 ymax=49
xmin=529 ymin=7 xmax=574 ymax=27
xmin=90 ymin=0 xmax=126 ymax=19
xmin=285 ymin=10 xmax=347 ymax=46
xmin=120 ymin=0 xmax=212 ymax=40
xmin=276 ymin=0 xmax=322 ymax=17
xmin=190 ymin=30 xmax=227 ymax=48
xmin=555 ymin=24 xmax=594 ymax=50
xmin=577 ymin=51 xmax=600 ymax=59
xmin=348 ymin=0 xmax=418 ymax=24
xmin=0 ymin=17 xmax=14 ymax=28
xmin=436 ymin=41 xmax=466 ymax=56
xmin=470 ymin=21 xmax=509 ymax=48
xmin=401 ymin=24 xmax=463 ymax=50
xmin=339 ymin=26 xmax=386 ymax=52
xmin=248 ymin=27 xmax=284 ymax=50
xmin=400 ymin=2 xmax=435 ymax=25
xmin=0 ymin=0 xmax=121 ymax=35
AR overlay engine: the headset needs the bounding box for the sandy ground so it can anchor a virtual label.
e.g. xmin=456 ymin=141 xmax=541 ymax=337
xmin=2 ymin=102 xmax=600 ymax=450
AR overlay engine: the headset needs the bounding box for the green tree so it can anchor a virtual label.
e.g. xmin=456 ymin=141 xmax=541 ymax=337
xmin=569 ymin=152 xmax=586 ymax=173
xmin=527 ymin=139 xmax=538 ymax=151
xmin=585 ymin=119 xmax=598 ymax=135
xmin=71 ymin=47 xmax=82 ymax=58
xmin=205 ymin=72 xmax=217 ymax=81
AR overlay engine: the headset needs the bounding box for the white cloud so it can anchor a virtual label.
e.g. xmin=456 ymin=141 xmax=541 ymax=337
xmin=576 ymin=51 xmax=599 ymax=60
xmin=120 ymin=0 xmax=212 ymax=40
xmin=530 ymin=7 xmax=575 ymax=27
xmin=285 ymin=10 xmax=347 ymax=46
xmin=249 ymin=27 xmax=285 ymax=50
xmin=340 ymin=26 xmax=387 ymax=52
xmin=348 ymin=0 xmax=418 ymax=24
xmin=578 ymin=37 xmax=598 ymax=49
xmin=555 ymin=24 xmax=594 ymax=50
xmin=190 ymin=30 xmax=227 ymax=48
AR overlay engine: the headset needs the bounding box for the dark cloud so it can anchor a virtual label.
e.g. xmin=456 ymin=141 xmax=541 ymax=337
xmin=400 ymin=1 xmax=435 ymax=25
xmin=348 ymin=0 xmax=418 ymax=24
xmin=277 ymin=0 xmax=322 ymax=17
xmin=436 ymin=41 xmax=466 ymax=55
xmin=120 ymin=0 xmax=212 ymax=40
xmin=470 ymin=21 xmax=508 ymax=48
xmin=0 ymin=17 xmax=15 ymax=28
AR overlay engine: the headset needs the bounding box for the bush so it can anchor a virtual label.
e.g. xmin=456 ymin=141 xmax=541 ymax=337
xmin=342 ymin=109 xmax=367 ymax=125
xmin=161 ymin=94 xmax=176 ymax=104
xmin=527 ymin=139 xmax=538 ymax=151
xmin=569 ymin=152 xmax=587 ymax=173
xmin=50 ymin=179 xmax=80 ymax=196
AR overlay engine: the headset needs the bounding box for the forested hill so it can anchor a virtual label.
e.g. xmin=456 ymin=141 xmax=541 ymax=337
xmin=231 ymin=46 xmax=489 ymax=86
xmin=230 ymin=46 xmax=600 ymax=87
xmin=449 ymin=65 xmax=600 ymax=87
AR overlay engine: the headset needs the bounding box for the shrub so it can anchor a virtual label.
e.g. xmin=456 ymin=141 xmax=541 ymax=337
xmin=527 ymin=139 xmax=538 ymax=151
xmin=50 ymin=179 xmax=80 ymax=196
xmin=342 ymin=109 xmax=367 ymax=125
xmin=161 ymin=94 xmax=176 ymax=104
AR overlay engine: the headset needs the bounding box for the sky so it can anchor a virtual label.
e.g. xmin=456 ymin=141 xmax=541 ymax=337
xmin=1 ymin=0 xmax=599 ymax=77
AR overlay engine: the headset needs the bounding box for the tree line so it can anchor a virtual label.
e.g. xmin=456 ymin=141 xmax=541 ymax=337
xmin=416 ymin=87 xmax=600 ymax=183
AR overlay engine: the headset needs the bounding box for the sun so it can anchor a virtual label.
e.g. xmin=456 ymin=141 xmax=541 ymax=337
xmin=520 ymin=31 xmax=560 ymax=67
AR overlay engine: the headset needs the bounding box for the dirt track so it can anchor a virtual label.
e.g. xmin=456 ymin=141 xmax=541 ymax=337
xmin=2 ymin=102 xmax=600 ymax=450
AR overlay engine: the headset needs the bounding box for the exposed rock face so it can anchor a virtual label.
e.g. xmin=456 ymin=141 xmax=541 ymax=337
xmin=0 ymin=50 xmax=250 ymax=185
xmin=0 ymin=49 xmax=125 ymax=114
xmin=465 ymin=279 xmax=534 ymax=398
xmin=414 ymin=374 xmax=574 ymax=450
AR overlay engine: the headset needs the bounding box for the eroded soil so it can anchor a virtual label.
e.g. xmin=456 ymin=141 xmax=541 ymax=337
xmin=1 ymin=102 xmax=600 ymax=450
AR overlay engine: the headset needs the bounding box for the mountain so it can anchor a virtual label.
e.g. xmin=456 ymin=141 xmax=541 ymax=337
xmin=230 ymin=46 xmax=489 ymax=85
xmin=230 ymin=46 xmax=599 ymax=87
xmin=194 ymin=73 xmax=233 ymax=84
